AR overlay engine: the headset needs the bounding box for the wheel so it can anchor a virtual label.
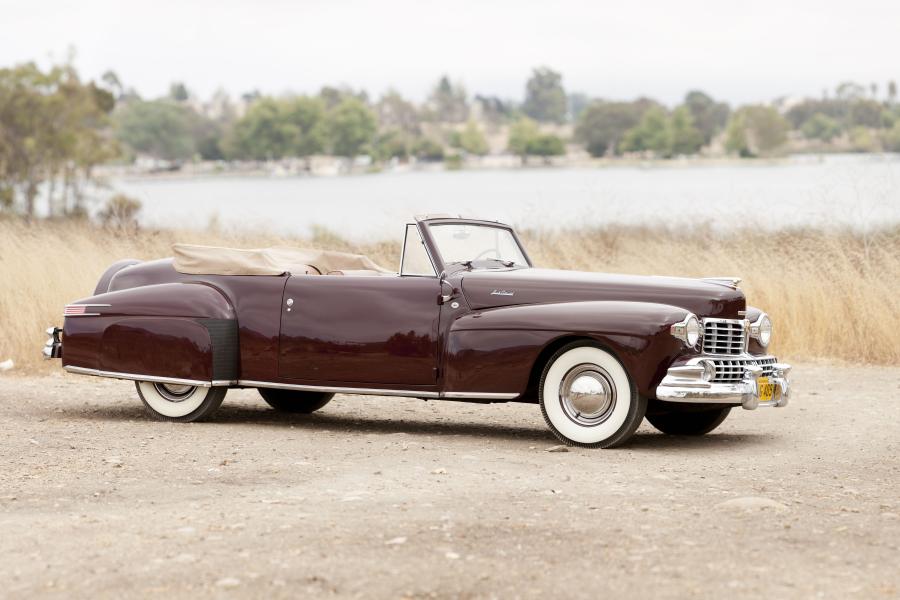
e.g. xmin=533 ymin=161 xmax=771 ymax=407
xmin=538 ymin=342 xmax=646 ymax=448
xmin=258 ymin=388 xmax=334 ymax=414
xmin=646 ymin=406 xmax=731 ymax=435
xmin=135 ymin=381 xmax=227 ymax=422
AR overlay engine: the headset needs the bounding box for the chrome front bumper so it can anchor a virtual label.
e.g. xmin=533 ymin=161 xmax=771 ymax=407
xmin=655 ymin=357 xmax=791 ymax=410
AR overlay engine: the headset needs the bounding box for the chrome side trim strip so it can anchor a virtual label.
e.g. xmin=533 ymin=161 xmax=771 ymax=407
xmin=441 ymin=391 xmax=519 ymax=400
xmin=63 ymin=366 xmax=235 ymax=388
xmin=239 ymin=379 xmax=441 ymax=398
xmin=63 ymin=367 xmax=519 ymax=400
xmin=239 ymin=380 xmax=519 ymax=400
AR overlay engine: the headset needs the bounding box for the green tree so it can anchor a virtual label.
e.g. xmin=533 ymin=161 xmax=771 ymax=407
xmin=848 ymin=99 xmax=885 ymax=128
xmin=508 ymin=117 xmax=564 ymax=162
xmin=225 ymin=96 xmax=325 ymax=160
xmin=669 ymin=106 xmax=704 ymax=155
xmin=115 ymin=99 xmax=196 ymax=161
xmin=169 ymin=82 xmax=190 ymax=102
xmin=411 ymin=137 xmax=445 ymax=161
xmin=473 ymin=95 xmax=515 ymax=125
xmin=0 ymin=61 xmax=117 ymax=217
xmin=508 ymin=118 xmax=540 ymax=158
xmin=319 ymin=86 xmax=368 ymax=110
xmin=849 ymin=126 xmax=879 ymax=152
xmin=522 ymin=66 xmax=567 ymax=124
xmin=882 ymin=120 xmax=900 ymax=151
xmin=428 ymin=76 xmax=468 ymax=123
xmin=725 ymin=105 xmax=789 ymax=157
xmin=801 ymin=113 xmax=841 ymax=141
xmin=284 ymin=97 xmax=327 ymax=156
xmin=683 ymin=90 xmax=730 ymax=145
xmin=371 ymin=129 xmax=411 ymax=161
xmin=325 ymin=97 xmax=377 ymax=157
xmin=457 ymin=121 xmax=489 ymax=155
xmin=621 ymin=107 xmax=671 ymax=155
xmin=527 ymin=134 xmax=565 ymax=160
xmin=376 ymin=90 xmax=420 ymax=135
xmin=574 ymin=101 xmax=648 ymax=157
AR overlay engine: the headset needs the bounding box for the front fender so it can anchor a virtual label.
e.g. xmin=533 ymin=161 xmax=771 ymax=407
xmin=62 ymin=283 xmax=239 ymax=383
xmin=444 ymin=301 xmax=690 ymax=398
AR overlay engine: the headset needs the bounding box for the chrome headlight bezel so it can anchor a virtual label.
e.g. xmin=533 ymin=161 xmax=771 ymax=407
xmin=750 ymin=313 xmax=772 ymax=348
xmin=671 ymin=313 xmax=702 ymax=348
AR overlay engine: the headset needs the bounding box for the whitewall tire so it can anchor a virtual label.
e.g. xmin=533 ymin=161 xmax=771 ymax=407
xmin=135 ymin=381 xmax=227 ymax=422
xmin=539 ymin=343 xmax=646 ymax=448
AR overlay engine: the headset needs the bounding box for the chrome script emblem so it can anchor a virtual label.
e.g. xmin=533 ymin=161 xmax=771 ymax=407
xmin=490 ymin=289 xmax=515 ymax=296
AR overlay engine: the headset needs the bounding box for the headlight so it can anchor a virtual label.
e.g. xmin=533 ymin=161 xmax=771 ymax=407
xmin=750 ymin=313 xmax=772 ymax=348
xmin=671 ymin=313 xmax=702 ymax=348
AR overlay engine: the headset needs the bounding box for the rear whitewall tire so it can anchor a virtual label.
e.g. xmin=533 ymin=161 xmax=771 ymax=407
xmin=135 ymin=381 xmax=227 ymax=422
xmin=539 ymin=343 xmax=646 ymax=448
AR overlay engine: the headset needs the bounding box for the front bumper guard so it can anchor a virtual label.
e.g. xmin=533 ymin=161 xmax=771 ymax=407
xmin=655 ymin=358 xmax=791 ymax=410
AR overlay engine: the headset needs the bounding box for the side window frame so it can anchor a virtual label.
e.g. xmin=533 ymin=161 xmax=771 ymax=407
xmin=399 ymin=224 xmax=438 ymax=277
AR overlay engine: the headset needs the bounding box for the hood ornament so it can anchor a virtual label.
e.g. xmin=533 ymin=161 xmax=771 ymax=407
xmin=490 ymin=289 xmax=515 ymax=296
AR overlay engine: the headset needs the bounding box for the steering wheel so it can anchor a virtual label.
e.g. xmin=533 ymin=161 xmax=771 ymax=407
xmin=473 ymin=248 xmax=500 ymax=261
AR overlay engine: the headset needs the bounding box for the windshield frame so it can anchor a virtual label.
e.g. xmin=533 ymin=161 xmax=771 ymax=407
xmin=417 ymin=218 xmax=533 ymax=274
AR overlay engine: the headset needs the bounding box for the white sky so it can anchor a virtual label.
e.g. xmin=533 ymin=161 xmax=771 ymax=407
xmin=1 ymin=0 xmax=897 ymax=105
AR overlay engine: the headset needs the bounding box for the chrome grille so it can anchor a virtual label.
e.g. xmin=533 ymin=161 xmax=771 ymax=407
xmin=702 ymin=319 xmax=747 ymax=355
xmin=711 ymin=356 xmax=776 ymax=382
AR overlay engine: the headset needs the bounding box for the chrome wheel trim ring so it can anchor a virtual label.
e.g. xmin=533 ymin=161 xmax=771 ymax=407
xmin=153 ymin=383 xmax=197 ymax=403
xmin=558 ymin=364 xmax=617 ymax=427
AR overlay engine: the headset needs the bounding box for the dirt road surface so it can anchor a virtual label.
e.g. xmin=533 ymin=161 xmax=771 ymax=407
xmin=1 ymin=362 xmax=898 ymax=599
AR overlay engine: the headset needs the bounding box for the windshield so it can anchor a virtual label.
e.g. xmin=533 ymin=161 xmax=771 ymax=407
xmin=427 ymin=223 xmax=528 ymax=268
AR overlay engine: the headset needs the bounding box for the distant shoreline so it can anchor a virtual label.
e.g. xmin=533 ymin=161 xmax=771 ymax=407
xmin=97 ymin=151 xmax=900 ymax=182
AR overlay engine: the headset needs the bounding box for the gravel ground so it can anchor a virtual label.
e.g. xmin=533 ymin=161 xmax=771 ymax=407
xmin=1 ymin=362 xmax=898 ymax=599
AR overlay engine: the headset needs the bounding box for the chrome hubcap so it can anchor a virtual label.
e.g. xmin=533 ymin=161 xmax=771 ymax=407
xmin=154 ymin=383 xmax=196 ymax=403
xmin=558 ymin=364 xmax=616 ymax=426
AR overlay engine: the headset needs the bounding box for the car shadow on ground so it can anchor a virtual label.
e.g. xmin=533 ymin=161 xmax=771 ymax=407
xmin=51 ymin=401 xmax=776 ymax=451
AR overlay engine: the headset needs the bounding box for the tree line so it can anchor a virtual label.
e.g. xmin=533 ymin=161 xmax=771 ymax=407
xmin=3 ymin=60 xmax=900 ymax=219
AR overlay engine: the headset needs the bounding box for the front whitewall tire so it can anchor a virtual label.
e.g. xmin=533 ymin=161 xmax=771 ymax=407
xmin=539 ymin=343 xmax=646 ymax=448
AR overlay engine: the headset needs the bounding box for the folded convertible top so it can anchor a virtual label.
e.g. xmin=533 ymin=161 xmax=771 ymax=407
xmin=172 ymin=244 xmax=392 ymax=276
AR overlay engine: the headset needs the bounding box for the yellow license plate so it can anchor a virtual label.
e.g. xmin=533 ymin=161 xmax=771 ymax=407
xmin=757 ymin=376 xmax=777 ymax=402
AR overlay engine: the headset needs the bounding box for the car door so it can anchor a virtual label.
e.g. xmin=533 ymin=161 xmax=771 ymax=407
xmin=278 ymin=230 xmax=441 ymax=386
xmin=278 ymin=274 xmax=441 ymax=386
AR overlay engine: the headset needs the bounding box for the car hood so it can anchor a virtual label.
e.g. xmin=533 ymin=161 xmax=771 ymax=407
xmin=459 ymin=268 xmax=745 ymax=318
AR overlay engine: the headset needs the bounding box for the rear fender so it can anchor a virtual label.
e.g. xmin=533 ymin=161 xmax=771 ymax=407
xmin=62 ymin=283 xmax=238 ymax=384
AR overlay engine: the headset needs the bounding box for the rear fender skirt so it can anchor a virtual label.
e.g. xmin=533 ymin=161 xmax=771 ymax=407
xmin=62 ymin=283 xmax=239 ymax=382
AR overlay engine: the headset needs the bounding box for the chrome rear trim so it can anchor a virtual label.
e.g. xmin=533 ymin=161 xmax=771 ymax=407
xmin=63 ymin=366 xmax=235 ymax=388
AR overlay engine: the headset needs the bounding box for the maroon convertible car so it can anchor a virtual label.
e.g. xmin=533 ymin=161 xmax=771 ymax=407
xmin=44 ymin=215 xmax=790 ymax=448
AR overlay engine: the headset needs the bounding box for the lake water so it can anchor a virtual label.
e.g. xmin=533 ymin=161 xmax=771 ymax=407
xmin=114 ymin=154 xmax=900 ymax=240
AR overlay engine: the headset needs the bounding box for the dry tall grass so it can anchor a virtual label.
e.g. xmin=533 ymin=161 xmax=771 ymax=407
xmin=2 ymin=219 xmax=898 ymax=373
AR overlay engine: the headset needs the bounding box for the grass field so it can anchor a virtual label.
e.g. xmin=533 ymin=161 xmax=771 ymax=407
xmin=2 ymin=219 xmax=898 ymax=373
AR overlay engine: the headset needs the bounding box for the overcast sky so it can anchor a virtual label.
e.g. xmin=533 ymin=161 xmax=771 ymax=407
xmin=2 ymin=0 xmax=896 ymax=105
